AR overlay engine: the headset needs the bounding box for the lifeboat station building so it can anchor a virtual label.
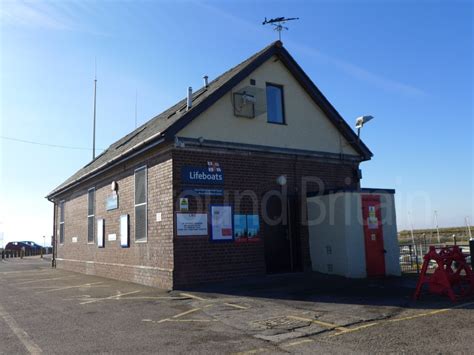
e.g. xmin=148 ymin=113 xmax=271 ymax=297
xmin=46 ymin=41 xmax=400 ymax=289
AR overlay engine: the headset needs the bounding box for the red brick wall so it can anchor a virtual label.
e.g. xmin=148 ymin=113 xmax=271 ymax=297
xmin=171 ymin=147 xmax=359 ymax=287
xmin=54 ymin=147 xmax=175 ymax=289
xmin=52 ymin=143 xmax=359 ymax=289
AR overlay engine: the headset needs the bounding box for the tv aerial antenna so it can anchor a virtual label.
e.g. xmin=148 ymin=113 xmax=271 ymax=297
xmin=262 ymin=17 xmax=299 ymax=41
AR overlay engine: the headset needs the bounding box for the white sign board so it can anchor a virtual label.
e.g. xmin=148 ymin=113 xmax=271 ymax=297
xmin=177 ymin=213 xmax=208 ymax=236
xmin=120 ymin=214 xmax=129 ymax=248
xmin=108 ymin=233 xmax=117 ymax=241
xmin=72 ymin=237 xmax=78 ymax=243
xmin=210 ymin=205 xmax=233 ymax=241
xmin=97 ymin=219 xmax=104 ymax=248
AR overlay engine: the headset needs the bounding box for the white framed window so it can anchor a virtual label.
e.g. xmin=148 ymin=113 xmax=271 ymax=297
xmin=59 ymin=201 xmax=65 ymax=244
xmin=266 ymin=83 xmax=285 ymax=124
xmin=87 ymin=188 xmax=95 ymax=244
xmin=134 ymin=166 xmax=147 ymax=242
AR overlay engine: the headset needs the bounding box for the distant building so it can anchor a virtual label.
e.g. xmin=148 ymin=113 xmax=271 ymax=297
xmin=46 ymin=41 xmax=399 ymax=289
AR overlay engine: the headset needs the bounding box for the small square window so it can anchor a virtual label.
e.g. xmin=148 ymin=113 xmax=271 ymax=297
xmin=266 ymin=83 xmax=285 ymax=124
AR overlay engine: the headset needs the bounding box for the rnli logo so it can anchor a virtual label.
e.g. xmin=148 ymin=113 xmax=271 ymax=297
xmin=207 ymin=161 xmax=221 ymax=173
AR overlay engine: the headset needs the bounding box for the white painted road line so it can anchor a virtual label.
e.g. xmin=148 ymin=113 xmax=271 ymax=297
xmin=172 ymin=307 xmax=202 ymax=319
xmin=0 ymin=302 xmax=42 ymax=354
xmin=179 ymin=292 xmax=206 ymax=301
xmin=282 ymin=339 xmax=314 ymax=347
xmin=224 ymin=302 xmax=249 ymax=310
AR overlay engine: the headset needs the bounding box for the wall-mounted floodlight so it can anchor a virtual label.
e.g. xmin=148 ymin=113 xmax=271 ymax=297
xmin=355 ymin=115 xmax=374 ymax=140
xmin=276 ymin=175 xmax=287 ymax=186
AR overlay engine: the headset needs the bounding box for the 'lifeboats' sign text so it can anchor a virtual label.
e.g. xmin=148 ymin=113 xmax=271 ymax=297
xmin=181 ymin=161 xmax=224 ymax=185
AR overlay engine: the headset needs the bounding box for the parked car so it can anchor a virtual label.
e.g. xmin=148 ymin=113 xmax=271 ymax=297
xmin=5 ymin=241 xmax=42 ymax=252
xmin=21 ymin=241 xmax=43 ymax=251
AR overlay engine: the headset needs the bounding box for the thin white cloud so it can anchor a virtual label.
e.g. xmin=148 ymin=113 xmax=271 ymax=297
xmin=0 ymin=1 xmax=109 ymax=36
xmin=295 ymin=44 xmax=426 ymax=97
xmin=1 ymin=1 xmax=73 ymax=30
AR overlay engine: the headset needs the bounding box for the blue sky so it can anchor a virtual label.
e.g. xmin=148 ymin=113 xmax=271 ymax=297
xmin=0 ymin=0 xmax=472 ymax=245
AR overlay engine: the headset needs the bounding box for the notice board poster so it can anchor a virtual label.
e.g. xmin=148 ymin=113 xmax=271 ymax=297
xmin=210 ymin=205 xmax=233 ymax=242
xmin=246 ymin=215 xmax=260 ymax=242
xmin=177 ymin=213 xmax=208 ymax=236
xmin=233 ymin=214 xmax=261 ymax=243
xmin=234 ymin=215 xmax=247 ymax=243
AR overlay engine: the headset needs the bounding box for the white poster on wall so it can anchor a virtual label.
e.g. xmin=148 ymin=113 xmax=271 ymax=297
xmin=177 ymin=213 xmax=208 ymax=236
xmin=120 ymin=214 xmax=129 ymax=248
xmin=367 ymin=205 xmax=379 ymax=229
xmin=210 ymin=205 xmax=233 ymax=241
xmin=97 ymin=219 xmax=104 ymax=248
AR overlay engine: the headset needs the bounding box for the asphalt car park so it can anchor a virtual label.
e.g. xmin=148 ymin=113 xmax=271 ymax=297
xmin=1 ymin=257 xmax=473 ymax=354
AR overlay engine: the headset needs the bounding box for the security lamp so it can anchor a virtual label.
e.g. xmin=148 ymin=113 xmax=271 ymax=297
xmin=355 ymin=115 xmax=374 ymax=140
xmin=276 ymin=175 xmax=287 ymax=186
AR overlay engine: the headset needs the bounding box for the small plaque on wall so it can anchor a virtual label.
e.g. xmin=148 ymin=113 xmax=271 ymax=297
xmin=106 ymin=192 xmax=118 ymax=211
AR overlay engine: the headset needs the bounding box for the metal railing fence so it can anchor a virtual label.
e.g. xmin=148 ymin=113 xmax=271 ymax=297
xmin=399 ymin=242 xmax=471 ymax=274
